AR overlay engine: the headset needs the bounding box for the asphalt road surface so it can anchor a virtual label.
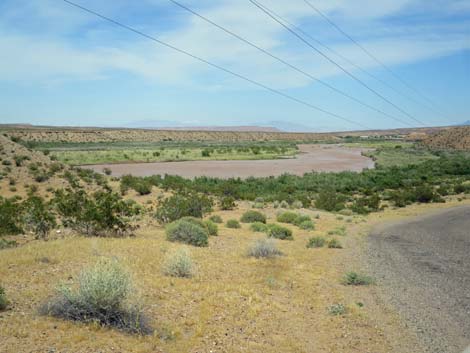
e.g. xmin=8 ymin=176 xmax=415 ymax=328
xmin=368 ymin=206 xmax=470 ymax=353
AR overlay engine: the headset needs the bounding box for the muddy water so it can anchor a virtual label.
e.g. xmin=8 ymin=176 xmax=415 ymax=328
xmin=83 ymin=144 xmax=374 ymax=179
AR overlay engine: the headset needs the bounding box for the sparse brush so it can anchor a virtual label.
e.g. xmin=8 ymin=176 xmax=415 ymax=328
xmin=292 ymin=214 xmax=311 ymax=227
xmin=162 ymin=248 xmax=194 ymax=278
xmin=306 ymin=236 xmax=326 ymax=248
xmin=291 ymin=200 xmax=303 ymax=209
xmin=327 ymin=238 xmax=342 ymax=249
xmin=341 ymin=271 xmax=375 ymax=286
xmin=39 ymin=258 xmax=152 ymax=335
xmin=240 ymin=210 xmax=266 ymax=224
xmin=247 ymin=239 xmax=282 ymax=258
xmin=209 ymin=215 xmax=223 ymax=224
xmin=328 ymin=303 xmax=347 ymax=316
xmin=226 ymin=219 xmax=241 ymax=229
xmin=203 ymin=220 xmax=218 ymax=236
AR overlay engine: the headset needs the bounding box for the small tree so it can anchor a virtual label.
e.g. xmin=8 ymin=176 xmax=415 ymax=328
xmin=155 ymin=192 xmax=213 ymax=224
xmin=23 ymin=196 xmax=56 ymax=239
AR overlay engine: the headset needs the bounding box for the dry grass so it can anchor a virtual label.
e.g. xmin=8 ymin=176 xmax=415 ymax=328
xmin=0 ymin=200 xmax=452 ymax=353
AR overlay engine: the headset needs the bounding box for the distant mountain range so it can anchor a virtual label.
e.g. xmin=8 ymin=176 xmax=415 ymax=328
xmin=458 ymin=120 xmax=470 ymax=126
xmin=124 ymin=120 xmax=317 ymax=132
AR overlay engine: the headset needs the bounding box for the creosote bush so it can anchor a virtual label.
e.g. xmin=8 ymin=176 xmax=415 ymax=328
xmin=341 ymin=271 xmax=375 ymax=286
xmin=155 ymin=192 xmax=213 ymax=224
xmin=247 ymin=239 xmax=282 ymax=258
xmin=276 ymin=211 xmax=298 ymax=224
xmin=240 ymin=210 xmax=266 ymax=224
xmin=0 ymin=285 xmax=8 ymax=311
xmin=162 ymin=248 xmax=194 ymax=278
xmin=226 ymin=219 xmax=241 ymax=229
xmin=209 ymin=215 xmax=223 ymax=224
xmin=166 ymin=219 xmax=209 ymax=247
xmin=327 ymin=238 xmax=343 ymax=249
xmin=267 ymin=224 xmax=293 ymax=240
xmin=40 ymin=259 xmax=152 ymax=335
xmin=250 ymin=222 xmax=268 ymax=233
xmin=306 ymin=236 xmax=326 ymax=248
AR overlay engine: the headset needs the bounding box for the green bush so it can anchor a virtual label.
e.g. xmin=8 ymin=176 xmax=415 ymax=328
xmin=306 ymin=236 xmax=326 ymax=248
xmin=276 ymin=211 xmax=298 ymax=224
xmin=0 ymin=197 xmax=23 ymax=236
xmin=250 ymin=222 xmax=268 ymax=233
xmin=298 ymin=220 xmax=315 ymax=230
xmin=23 ymin=196 xmax=56 ymax=239
xmin=315 ymin=189 xmax=345 ymax=212
xmin=219 ymin=196 xmax=236 ymax=210
xmin=226 ymin=219 xmax=241 ymax=229
xmin=267 ymin=224 xmax=293 ymax=240
xmin=54 ymin=189 xmax=137 ymax=236
xmin=166 ymin=219 xmax=209 ymax=247
xmin=0 ymin=285 xmax=8 ymax=311
xmin=40 ymin=258 xmax=151 ymax=334
xmin=209 ymin=215 xmax=223 ymax=224
xmin=0 ymin=238 xmax=17 ymax=249
xmin=162 ymin=248 xmax=194 ymax=278
xmin=155 ymin=192 xmax=213 ymax=224
xmin=341 ymin=272 xmax=375 ymax=286
xmin=247 ymin=239 xmax=282 ymax=258
xmin=327 ymin=238 xmax=343 ymax=249
xmin=203 ymin=220 xmax=218 ymax=236
xmin=133 ymin=181 xmax=152 ymax=196
xmin=240 ymin=210 xmax=266 ymax=224
xmin=328 ymin=303 xmax=347 ymax=316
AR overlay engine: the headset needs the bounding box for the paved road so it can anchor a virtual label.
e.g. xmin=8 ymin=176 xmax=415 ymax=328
xmin=368 ymin=206 xmax=470 ymax=353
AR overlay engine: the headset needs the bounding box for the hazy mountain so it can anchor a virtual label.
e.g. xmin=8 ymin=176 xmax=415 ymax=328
xmin=124 ymin=120 xmax=280 ymax=132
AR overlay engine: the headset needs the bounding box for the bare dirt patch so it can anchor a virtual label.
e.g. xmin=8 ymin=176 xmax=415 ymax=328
xmin=84 ymin=144 xmax=374 ymax=178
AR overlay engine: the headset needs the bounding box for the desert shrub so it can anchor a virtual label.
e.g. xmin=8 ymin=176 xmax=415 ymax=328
xmin=306 ymin=236 xmax=325 ymax=248
xmin=350 ymin=194 xmax=380 ymax=214
xmin=203 ymin=220 xmax=218 ymax=236
xmin=209 ymin=215 xmax=223 ymax=224
xmin=279 ymin=200 xmax=289 ymax=208
xmin=0 ymin=238 xmax=17 ymax=249
xmin=252 ymin=202 xmax=264 ymax=209
xmin=292 ymin=214 xmax=311 ymax=226
xmin=54 ymin=189 xmax=137 ymax=236
xmin=276 ymin=211 xmax=298 ymax=224
xmin=155 ymin=192 xmax=213 ymax=224
xmin=219 ymin=196 xmax=236 ymax=210
xmin=225 ymin=219 xmax=242 ymax=229
xmin=1 ymin=160 xmax=11 ymax=166
xmin=103 ymin=167 xmax=112 ymax=176
xmin=0 ymin=286 xmax=8 ymax=311
xmin=341 ymin=272 xmax=375 ymax=286
xmin=162 ymin=248 xmax=194 ymax=278
xmin=0 ymin=197 xmax=23 ymax=236
xmin=250 ymin=222 xmax=268 ymax=233
xmin=133 ymin=181 xmax=152 ymax=196
xmin=315 ymin=189 xmax=345 ymax=212
xmin=23 ymin=196 xmax=56 ymax=239
xmin=201 ymin=149 xmax=211 ymax=157
xmin=166 ymin=219 xmax=209 ymax=247
xmin=247 ymin=239 xmax=282 ymax=258
xmin=14 ymin=155 xmax=30 ymax=167
xmin=226 ymin=219 xmax=241 ymax=229
xmin=267 ymin=224 xmax=293 ymax=240
xmin=40 ymin=258 xmax=151 ymax=334
xmin=328 ymin=303 xmax=347 ymax=316
xmin=327 ymin=238 xmax=343 ymax=249
xmin=291 ymin=200 xmax=303 ymax=209
xmin=328 ymin=226 xmax=346 ymax=236
xmin=298 ymin=220 xmax=315 ymax=230
xmin=240 ymin=210 xmax=266 ymax=224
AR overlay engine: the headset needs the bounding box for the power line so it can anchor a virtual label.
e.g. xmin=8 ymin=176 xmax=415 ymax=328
xmin=256 ymin=4 xmax=437 ymax=114
xmin=61 ymin=0 xmax=370 ymax=130
xmin=303 ymin=0 xmax=443 ymax=114
xmin=169 ymin=0 xmax=415 ymax=128
xmin=250 ymin=0 xmax=427 ymax=127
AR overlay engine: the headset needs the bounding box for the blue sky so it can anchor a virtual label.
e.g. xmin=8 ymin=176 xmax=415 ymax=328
xmin=0 ymin=0 xmax=469 ymax=131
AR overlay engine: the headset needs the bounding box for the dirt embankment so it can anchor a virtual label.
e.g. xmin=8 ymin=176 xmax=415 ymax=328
xmin=422 ymin=126 xmax=470 ymax=150
xmin=84 ymin=144 xmax=374 ymax=179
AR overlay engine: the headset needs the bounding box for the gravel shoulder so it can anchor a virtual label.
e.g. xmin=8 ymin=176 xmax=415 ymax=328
xmin=367 ymin=205 xmax=470 ymax=353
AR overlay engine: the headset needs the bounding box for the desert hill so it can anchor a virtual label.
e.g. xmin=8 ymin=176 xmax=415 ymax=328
xmin=422 ymin=127 xmax=470 ymax=150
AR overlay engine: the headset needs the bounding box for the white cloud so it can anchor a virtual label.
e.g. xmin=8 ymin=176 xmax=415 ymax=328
xmin=0 ymin=0 xmax=468 ymax=90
